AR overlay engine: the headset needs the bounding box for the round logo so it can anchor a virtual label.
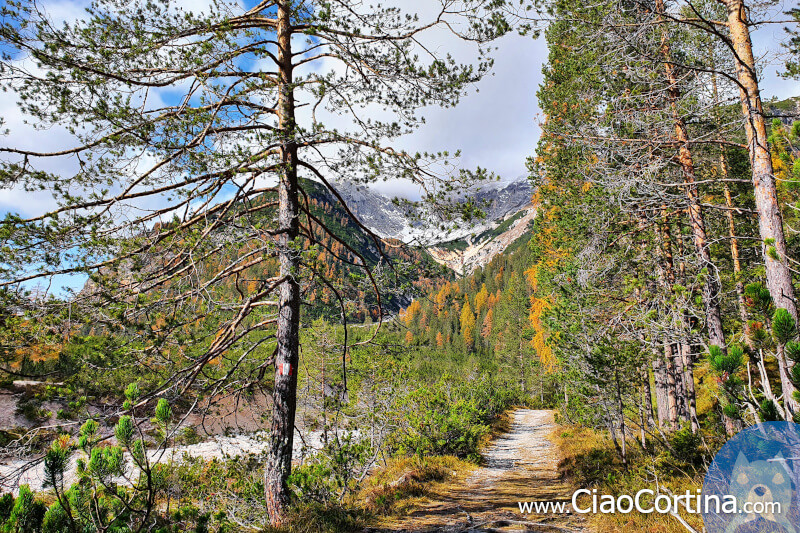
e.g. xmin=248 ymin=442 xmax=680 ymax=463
xmin=703 ymin=421 xmax=800 ymax=532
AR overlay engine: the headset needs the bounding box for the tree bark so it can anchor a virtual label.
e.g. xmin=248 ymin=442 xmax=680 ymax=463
xmin=599 ymin=384 xmax=625 ymax=464
xmin=265 ymin=1 xmax=301 ymax=525
xmin=659 ymin=206 xmax=676 ymax=285
xmin=665 ymin=344 xmax=680 ymax=428
xmin=680 ymin=343 xmax=699 ymax=432
xmin=712 ymin=66 xmax=750 ymax=344
xmin=670 ymin=343 xmax=689 ymax=422
xmin=653 ymin=354 xmax=672 ymax=427
xmin=642 ymin=364 xmax=657 ymax=427
xmin=722 ymin=169 xmax=751 ymax=340
xmin=777 ymin=342 xmax=796 ymax=420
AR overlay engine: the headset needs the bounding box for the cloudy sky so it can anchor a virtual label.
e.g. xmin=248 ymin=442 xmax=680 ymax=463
xmin=0 ymin=0 xmax=797 ymax=295
xmin=1 ymin=0 xmax=797 ymax=209
xmin=392 ymin=10 xmax=800 ymax=196
xmin=376 ymin=29 xmax=546 ymax=197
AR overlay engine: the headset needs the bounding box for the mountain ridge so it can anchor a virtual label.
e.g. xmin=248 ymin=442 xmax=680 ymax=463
xmin=331 ymin=177 xmax=535 ymax=244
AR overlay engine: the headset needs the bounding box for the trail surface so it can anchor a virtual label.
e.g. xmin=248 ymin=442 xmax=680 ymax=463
xmin=370 ymin=409 xmax=588 ymax=532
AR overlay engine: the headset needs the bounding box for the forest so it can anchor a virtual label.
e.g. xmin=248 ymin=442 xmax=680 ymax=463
xmin=0 ymin=0 xmax=799 ymax=531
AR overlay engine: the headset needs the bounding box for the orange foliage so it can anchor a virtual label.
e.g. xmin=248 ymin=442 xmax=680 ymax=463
xmin=525 ymin=206 xmax=566 ymax=373
xmin=460 ymin=301 xmax=476 ymax=350
xmin=399 ymin=299 xmax=422 ymax=326
xmin=481 ymin=308 xmax=494 ymax=339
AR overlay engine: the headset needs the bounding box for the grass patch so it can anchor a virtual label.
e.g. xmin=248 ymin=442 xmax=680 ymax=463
xmin=474 ymin=210 xmax=526 ymax=242
xmin=553 ymin=423 xmax=705 ymax=533
xmin=437 ymin=239 xmax=469 ymax=252
xmin=262 ymin=455 xmax=477 ymax=531
xmin=359 ymin=455 xmax=476 ymax=518
xmin=479 ymin=408 xmax=514 ymax=453
xmin=262 ymin=503 xmax=368 ymax=533
xmin=552 ymin=425 xmax=622 ymax=487
xmin=435 ymin=210 xmax=530 ymax=253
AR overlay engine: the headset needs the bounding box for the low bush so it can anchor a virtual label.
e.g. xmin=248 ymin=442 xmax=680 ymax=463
xmin=554 ymin=423 xmax=705 ymax=533
xmin=391 ymin=374 xmax=523 ymax=461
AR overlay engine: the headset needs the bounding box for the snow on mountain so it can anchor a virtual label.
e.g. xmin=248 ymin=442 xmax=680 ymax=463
xmin=327 ymin=176 xmax=536 ymax=275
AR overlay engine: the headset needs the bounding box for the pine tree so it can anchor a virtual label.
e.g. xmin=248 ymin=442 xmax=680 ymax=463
xmin=0 ymin=0 xmax=511 ymax=522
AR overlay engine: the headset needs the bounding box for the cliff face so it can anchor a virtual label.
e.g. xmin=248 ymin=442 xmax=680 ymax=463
xmin=330 ymin=180 xmax=416 ymax=240
xmin=473 ymin=178 xmax=535 ymax=222
xmin=329 ymin=177 xmax=536 ymax=275
xmin=428 ymin=205 xmax=537 ymax=276
xmin=331 ymin=177 xmax=534 ymax=243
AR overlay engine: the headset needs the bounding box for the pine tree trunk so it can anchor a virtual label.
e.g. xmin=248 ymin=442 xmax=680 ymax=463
xmin=671 ymin=343 xmax=689 ymax=422
xmin=653 ymin=211 xmax=680 ymax=430
xmin=642 ymin=365 xmax=656 ymax=427
xmin=722 ymin=169 xmax=751 ymax=339
xmin=722 ymin=0 xmax=797 ymax=319
xmin=638 ymin=400 xmax=647 ymax=448
xmin=322 ymin=353 xmax=328 ymax=446
xmin=652 ymin=355 xmax=672 ymax=427
xmin=665 ymin=345 xmax=679 ymax=428
xmin=711 ymin=47 xmax=751 ymax=344
xmin=680 ymin=343 xmax=699 ymax=432
xmin=265 ymin=2 xmax=301 ymax=525
xmin=777 ymin=343 xmax=796 ymax=420
xmin=722 ymin=0 xmax=798 ymax=413
xmin=601 ymin=393 xmax=625 ymax=464
xmin=659 ymin=206 xmax=676 ymax=285
xmin=656 ymin=0 xmax=726 ymax=351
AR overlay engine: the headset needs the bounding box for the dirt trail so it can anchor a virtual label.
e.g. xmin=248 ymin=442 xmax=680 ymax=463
xmin=371 ymin=409 xmax=588 ymax=532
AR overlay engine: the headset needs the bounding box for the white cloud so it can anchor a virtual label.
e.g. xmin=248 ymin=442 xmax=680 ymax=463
xmin=1 ymin=0 xmax=797 ymax=216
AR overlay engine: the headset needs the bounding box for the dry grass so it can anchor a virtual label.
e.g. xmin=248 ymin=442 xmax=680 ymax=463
xmin=489 ymin=408 xmax=514 ymax=436
xmin=357 ymin=455 xmax=477 ymax=519
xmin=553 ymin=423 xmax=705 ymax=533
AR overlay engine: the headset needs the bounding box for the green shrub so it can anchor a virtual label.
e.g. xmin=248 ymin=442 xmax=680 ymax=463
xmin=760 ymin=399 xmax=782 ymax=421
xmin=15 ymin=400 xmax=49 ymax=424
xmin=6 ymin=486 xmax=46 ymax=533
xmin=773 ymin=308 xmax=797 ymax=344
xmin=289 ymin=463 xmax=337 ymax=504
xmin=290 ymin=433 xmax=373 ymax=504
xmin=391 ymin=374 xmax=522 ymax=461
xmin=669 ymin=426 xmax=703 ymax=466
xmin=0 ymin=494 xmax=13 ymax=523
xmin=41 ymin=501 xmax=70 ymax=533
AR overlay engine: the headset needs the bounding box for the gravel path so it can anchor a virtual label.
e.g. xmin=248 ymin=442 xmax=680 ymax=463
xmin=371 ymin=409 xmax=588 ymax=532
